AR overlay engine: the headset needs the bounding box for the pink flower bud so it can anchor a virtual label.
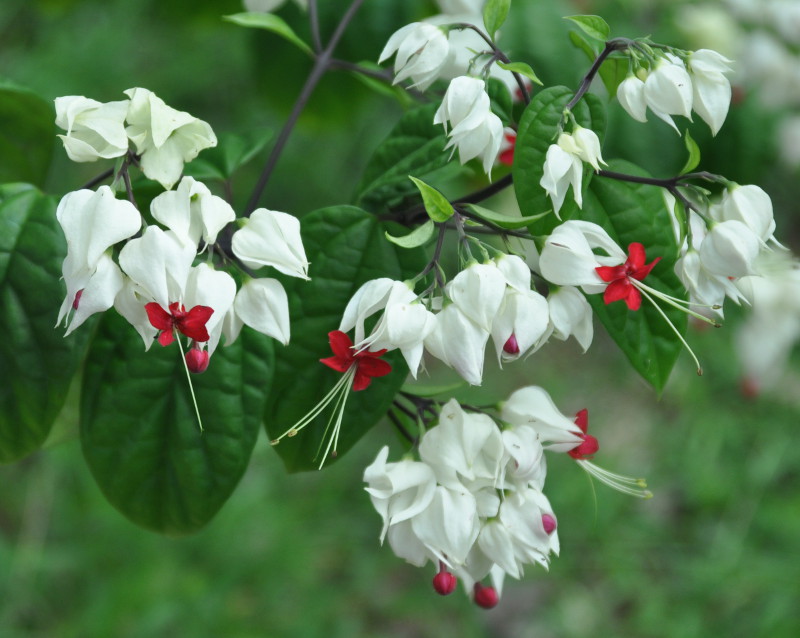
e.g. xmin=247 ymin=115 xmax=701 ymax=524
xmin=72 ymin=289 xmax=84 ymax=310
xmin=503 ymin=334 xmax=520 ymax=354
xmin=473 ymin=583 xmax=499 ymax=609
xmin=542 ymin=513 xmax=557 ymax=535
xmin=432 ymin=571 xmax=457 ymax=596
xmin=185 ymin=347 xmax=210 ymax=374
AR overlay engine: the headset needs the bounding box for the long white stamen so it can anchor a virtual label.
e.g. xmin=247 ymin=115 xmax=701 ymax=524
xmin=176 ymin=336 xmax=204 ymax=432
xmin=637 ymin=286 xmax=704 ymax=375
xmin=271 ymin=367 xmax=356 ymax=445
xmin=578 ymin=460 xmax=652 ymax=499
xmin=633 ymin=279 xmax=720 ymax=326
xmin=316 ymin=371 xmax=356 ymax=469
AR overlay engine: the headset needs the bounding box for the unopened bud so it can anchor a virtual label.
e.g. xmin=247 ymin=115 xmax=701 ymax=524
xmin=473 ymin=583 xmax=499 ymax=609
xmin=73 ymin=289 xmax=84 ymax=310
xmin=503 ymin=333 xmax=520 ymax=355
xmin=542 ymin=513 xmax=557 ymax=535
xmin=185 ymin=347 xmax=210 ymax=374
xmin=432 ymin=571 xmax=457 ymax=596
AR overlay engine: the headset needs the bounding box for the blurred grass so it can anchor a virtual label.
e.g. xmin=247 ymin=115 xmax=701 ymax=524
xmin=1 ymin=0 xmax=800 ymax=636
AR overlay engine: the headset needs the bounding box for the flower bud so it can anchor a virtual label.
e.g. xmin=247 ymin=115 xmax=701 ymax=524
xmin=542 ymin=513 xmax=557 ymax=535
xmin=185 ymin=347 xmax=210 ymax=374
xmin=432 ymin=571 xmax=457 ymax=596
xmin=473 ymin=583 xmax=499 ymax=609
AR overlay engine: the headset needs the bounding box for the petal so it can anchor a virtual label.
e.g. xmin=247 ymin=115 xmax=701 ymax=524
xmin=233 ymin=277 xmax=291 ymax=346
xmin=145 ymin=302 xmax=173 ymax=331
xmin=178 ymin=305 xmax=214 ymax=342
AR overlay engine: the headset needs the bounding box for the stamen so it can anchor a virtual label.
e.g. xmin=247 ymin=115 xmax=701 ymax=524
xmin=176 ymin=337 xmax=204 ymax=432
xmin=632 ymin=279 xmax=721 ymax=327
xmin=577 ymin=460 xmax=652 ymax=498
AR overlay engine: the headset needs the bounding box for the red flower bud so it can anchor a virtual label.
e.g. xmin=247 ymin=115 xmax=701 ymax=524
xmin=432 ymin=571 xmax=457 ymax=596
xmin=473 ymin=583 xmax=499 ymax=609
xmin=185 ymin=347 xmax=210 ymax=374
xmin=542 ymin=513 xmax=557 ymax=535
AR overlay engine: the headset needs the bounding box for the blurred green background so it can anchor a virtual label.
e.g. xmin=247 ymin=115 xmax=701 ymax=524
xmin=1 ymin=0 xmax=799 ymax=636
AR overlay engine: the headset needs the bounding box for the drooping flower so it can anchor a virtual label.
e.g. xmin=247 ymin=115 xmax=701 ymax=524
xmin=688 ymin=48 xmax=733 ymax=135
xmin=709 ymin=184 xmax=776 ymax=245
xmin=424 ymin=303 xmax=490 ymax=386
xmin=54 ymin=96 xmax=130 ymax=162
xmin=643 ymin=54 xmax=694 ymax=132
xmin=124 ymin=87 xmax=217 ymax=189
xmin=594 ymin=242 xmax=662 ymax=311
xmin=224 ymin=277 xmax=291 ymax=346
xmin=379 ymin=22 xmax=450 ymax=91
xmin=540 ymin=128 xmax=605 ymax=217
xmin=145 ymin=301 xmax=214 ymax=347
xmin=231 ymin=208 xmax=309 ymax=279
xmin=546 ymin=286 xmax=594 ymax=352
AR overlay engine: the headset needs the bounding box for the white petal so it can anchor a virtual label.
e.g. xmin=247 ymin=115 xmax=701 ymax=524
xmin=234 ymin=278 xmax=291 ymax=345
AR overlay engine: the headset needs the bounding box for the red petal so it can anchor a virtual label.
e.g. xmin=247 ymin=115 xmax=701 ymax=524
xmin=498 ymin=146 xmax=514 ymax=166
xmin=352 ymin=358 xmax=392 ymax=391
xmin=327 ymin=330 xmax=354 ymax=361
xmin=168 ymin=301 xmax=186 ymax=318
xmin=595 ymin=264 xmax=626 ymax=283
xmin=624 ymin=286 xmax=642 ymax=311
xmin=177 ymin=305 xmax=214 ymax=342
xmin=630 ymin=256 xmax=661 ymax=281
xmin=157 ymin=329 xmax=175 ymax=347
xmin=625 ymin=243 xmax=646 ymax=270
xmin=568 ymin=433 xmax=599 ymax=460
xmin=356 ymin=347 xmax=388 ymax=359
xmin=603 ymin=278 xmax=634 ymax=305
xmin=574 ymin=408 xmax=589 ymax=433
xmin=320 ymin=355 xmax=351 ymax=373
xmin=145 ymin=302 xmax=173 ymax=331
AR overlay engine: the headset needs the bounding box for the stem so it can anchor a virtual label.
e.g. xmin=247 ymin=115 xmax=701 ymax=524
xmin=308 ymin=0 xmax=322 ymax=53
xmin=245 ymin=0 xmax=366 ymax=214
xmin=566 ymin=38 xmax=634 ymax=111
xmin=388 ymin=409 xmax=417 ymax=445
xmin=81 ymin=167 xmax=114 ymax=190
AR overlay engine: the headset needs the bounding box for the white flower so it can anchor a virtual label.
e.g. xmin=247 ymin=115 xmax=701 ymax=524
xmin=688 ymin=49 xmax=733 ymax=135
xmin=501 ymin=425 xmax=547 ymax=490
xmin=411 ymin=485 xmax=480 ymax=568
xmin=571 ymin=125 xmax=606 ymax=171
xmin=500 ymin=386 xmax=584 ymax=453
xmin=55 ymin=96 xmax=129 ymax=162
xmin=379 ymin=22 xmax=450 ymax=91
xmin=447 ymin=262 xmax=507 ymax=332
xmin=700 ymin=220 xmax=762 ymax=278
xmin=364 ymin=446 xmax=437 ymax=541
xmin=114 ymin=276 xmax=158 ymax=348
xmin=226 ymin=277 xmax=291 ymax=345
xmin=710 ymin=184 xmax=776 ymax=245
xmin=546 ymin=286 xmax=593 ymax=352
xmin=490 ymin=288 xmax=550 ymax=363
xmin=182 ymin=263 xmax=237 ymax=354
xmin=617 ymin=75 xmax=648 ymax=123
xmin=150 ymin=176 xmax=235 ymax=248
xmin=538 ymin=220 xmax=627 ymax=293
xmin=55 ymin=186 xmax=142 ymax=332
xmin=540 ymin=129 xmax=604 ymax=218
xmin=231 ymin=208 xmax=309 ymax=279
xmin=643 ymin=54 xmax=694 ymax=132
xmin=424 ymin=303 xmax=490 ymax=385
xmin=434 ymin=77 xmax=504 ymax=175
xmin=124 ymin=88 xmax=217 ymax=190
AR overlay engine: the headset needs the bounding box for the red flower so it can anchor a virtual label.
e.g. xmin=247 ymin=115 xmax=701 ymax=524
xmin=567 ymin=408 xmax=599 ymax=460
xmin=320 ymin=330 xmax=391 ymax=391
xmin=145 ymin=301 xmax=214 ymax=347
xmin=498 ymin=130 xmax=516 ymax=166
xmin=594 ymin=242 xmax=661 ymax=311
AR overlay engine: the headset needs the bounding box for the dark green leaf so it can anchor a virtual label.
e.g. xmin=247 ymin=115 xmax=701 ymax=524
xmin=223 ymin=12 xmax=312 ymax=56
xmin=680 ymin=129 xmax=701 ymax=175
xmin=81 ymin=315 xmax=274 ymax=533
xmin=483 ymin=0 xmax=512 ymax=37
xmin=184 ymin=128 xmax=272 ymax=181
xmin=496 ymin=61 xmax=543 ymax=86
xmin=356 ymin=103 xmax=450 ymax=213
xmin=265 ymin=206 xmax=427 ymax=472
xmin=0 ymin=185 xmax=89 ymax=462
xmin=581 ymin=160 xmax=686 ymax=391
xmin=565 ymin=15 xmax=611 ymax=42
xmin=464 ymin=203 xmax=549 ymax=229
xmin=385 ymin=218 xmax=435 ymax=248
xmin=409 ymin=176 xmax=453 ymax=222
xmin=0 ymin=82 xmax=55 ymax=187
xmin=513 ymin=86 xmax=607 ymax=236
xmin=486 ymin=77 xmax=514 ymax=124
xmin=568 ymin=30 xmax=600 ymax=58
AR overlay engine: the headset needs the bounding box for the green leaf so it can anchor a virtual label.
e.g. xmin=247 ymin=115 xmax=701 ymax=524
xmin=0 ymin=82 xmax=55 ymax=187
xmin=81 ymin=315 xmax=274 ymax=533
xmin=386 ymin=219 xmax=435 ymax=248
xmin=409 ymin=176 xmax=453 ymax=222
xmin=265 ymin=206 xmax=427 ymax=472
xmin=464 ymin=203 xmax=549 ymax=229
xmin=184 ymin=128 xmax=272 ymax=181
xmin=496 ymin=60 xmax=543 ymax=86
xmin=347 ymin=61 xmax=414 ymax=105
xmin=356 ymin=103 xmax=451 ymax=213
xmin=680 ymin=129 xmax=701 ymax=175
xmin=486 ymin=77 xmax=514 ymax=124
xmin=513 ymin=86 xmax=607 ymax=235
xmin=483 ymin=0 xmax=512 ymax=36
xmin=564 ymin=15 xmax=611 ymax=42
xmin=0 ymin=185 xmax=89 ymax=463
xmin=581 ymin=160 xmax=686 ymax=391
xmin=224 ymin=12 xmax=312 ymax=56
xmin=400 ymin=380 xmax=466 ymax=398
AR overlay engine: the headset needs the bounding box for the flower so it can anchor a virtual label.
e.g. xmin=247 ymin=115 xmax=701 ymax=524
xmin=379 ymin=22 xmax=450 ymax=91
xmin=446 ymin=262 xmax=507 ymax=332
xmin=709 ymin=184 xmax=776 ymax=244
xmin=320 ymin=330 xmax=392 ymax=391
xmin=150 ymin=176 xmax=235 ymax=248
xmin=617 ymin=75 xmax=648 ymax=123
xmin=145 ymin=301 xmax=213 ymax=347
xmin=643 ymin=54 xmax=693 ymax=132
xmin=497 ymin=129 xmax=516 ymax=166
xmin=688 ymin=49 xmax=733 ymax=135
xmin=225 ymin=277 xmax=291 ymax=346
xmin=231 ymin=208 xmax=309 ymax=279
xmin=55 ymin=96 xmax=130 ymax=162
xmin=434 ymin=76 xmax=504 ymax=175
xmin=124 ymin=87 xmax=217 ymax=189
xmin=594 ymin=242 xmax=662 ymax=311
xmin=424 ymin=303 xmax=490 ymax=385
xmin=540 ymin=128 xmax=605 ymax=217
xmin=699 ymin=220 xmax=761 ymax=278
xmin=546 ymin=286 xmax=594 ymax=352
xmin=55 ymin=186 xmax=141 ymax=334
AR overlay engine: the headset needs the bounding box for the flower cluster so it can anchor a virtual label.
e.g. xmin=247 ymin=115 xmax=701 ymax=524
xmin=617 ymin=49 xmax=733 ymax=135
xmin=54 ymin=90 xmax=309 ymax=373
xmin=364 ymin=386 xmax=648 ymax=607
xmin=339 ymin=254 xmax=593 ymax=386
xmin=673 ymin=184 xmax=776 ymax=315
